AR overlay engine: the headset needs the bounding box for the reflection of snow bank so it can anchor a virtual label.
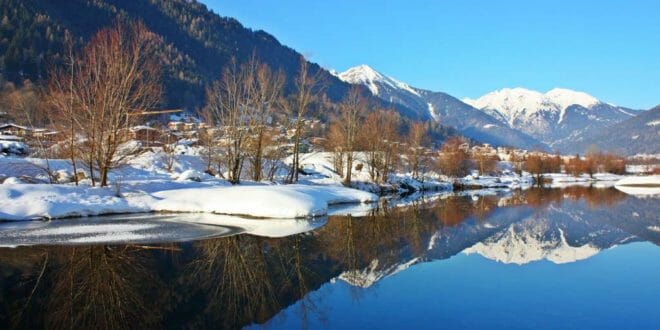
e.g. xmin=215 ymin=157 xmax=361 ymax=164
xmin=615 ymin=175 xmax=660 ymax=196
xmin=0 ymin=213 xmax=330 ymax=247
xmin=0 ymin=215 xmax=238 ymax=247
xmin=615 ymin=175 xmax=660 ymax=186
xmin=172 ymin=213 xmax=328 ymax=238
xmin=0 ymin=184 xmax=377 ymax=221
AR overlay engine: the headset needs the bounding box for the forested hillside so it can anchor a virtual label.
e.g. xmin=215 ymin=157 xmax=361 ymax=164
xmin=0 ymin=0 xmax=353 ymax=110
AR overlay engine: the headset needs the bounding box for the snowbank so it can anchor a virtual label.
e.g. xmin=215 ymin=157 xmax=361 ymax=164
xmin=0 ymin=184 xmax=150 ymax=221
xmin=0 ymin=183 xmax=378 ymax=221
xmin=151 ymin=184 xmax=377 ymax=218
xmin=459 ymin=173 xmax=533 ymax=189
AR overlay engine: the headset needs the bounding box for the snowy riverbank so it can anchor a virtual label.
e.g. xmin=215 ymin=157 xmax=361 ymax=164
xmin=0 ymin=183 xmax=378 ymax=221
xmin=1 ymin=147 xmax=650 ymax=221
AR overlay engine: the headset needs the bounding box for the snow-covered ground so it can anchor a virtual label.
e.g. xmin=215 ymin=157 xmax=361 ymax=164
xmin=458 ymin=171 xmax=533 ymax=189
xmin=292 ymin=152 xmax=452 ymax=193
xmin=0 ymin=183 xmax=377 ymax=221
xmin=0 ymin=145 xmax=646 ymax=222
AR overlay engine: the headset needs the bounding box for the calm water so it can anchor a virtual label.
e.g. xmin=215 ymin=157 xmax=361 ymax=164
xmin=0 ymin=187 xmax=658 ymax=329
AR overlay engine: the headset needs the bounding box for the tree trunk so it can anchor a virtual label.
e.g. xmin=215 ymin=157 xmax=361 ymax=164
xmin=344 ymin=152 xmax=353 ymax=186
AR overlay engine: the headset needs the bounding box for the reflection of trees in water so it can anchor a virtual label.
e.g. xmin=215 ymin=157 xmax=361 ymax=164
xmin=3 ymin=245 xmax=161 ymax=329
xmin=181 ymin=234 xmax=328 ymax=329
xmin=0 ymin=187 xmax=638 ymax=329
xmin=46 ymin=246 xmax=161 ymax=329
xmin=523 ymin=186 xmax=626 ymax=209
xmin=185 ymin=235 xmax=279 ymax=328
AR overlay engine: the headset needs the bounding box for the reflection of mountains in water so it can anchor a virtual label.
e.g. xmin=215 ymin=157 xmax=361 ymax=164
xmin=462 ymin=217 xmax=629 ymax=265
xmin=339 ymin=192 xmax=659 ymax=287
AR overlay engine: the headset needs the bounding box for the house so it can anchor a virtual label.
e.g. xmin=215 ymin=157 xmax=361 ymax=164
xmin=129 ymin=126 xmax=162 ymax=146
xmin=0 ymin=124 xmax=59 ymax=145
xmin=0 ymin=123 xmax=32 ymax=137
xmin=168 ymin=121 xmax=184 ymax=131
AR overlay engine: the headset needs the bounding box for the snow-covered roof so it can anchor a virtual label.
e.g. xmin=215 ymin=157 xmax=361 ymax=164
xmin=0 ymin=123 xmax=31 ymax=131
xmin=130 ymin=125 xmax=159 ymax=131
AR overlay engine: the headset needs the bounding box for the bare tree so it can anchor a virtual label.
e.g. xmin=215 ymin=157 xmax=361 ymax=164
xmin=473 ymin=148 xmax=498 ymax=175
xmin=282 ymin=57 xmax=322 ymax=183
xmin=245 ymin=61 xmax=284 ymax=181
xmin=325 ymin=121 xmax=345 ymax=177
xmin=406 ymin=122 xmax=430 ymax=180
xmin=437 ymin=137 xmax=472 ymax=180
xmin=524 ymin=154 xmax=547 ymax=184
xmin=204 ymin=58 xmax=255 ymax=184
xmin=48 ymin=32 xmax=79 ymax=184
xmin=337 ymin=87 xmax=367 ymax=186
xmin=509 ymin=151 xmax=525 ymax=175
xmin=10 ymin=81 xmax=56 ymax=182
xmin=359 ymin=110 xmax=401 ymax=183
xmin=48 ymin=21 xmax=162 ymax=187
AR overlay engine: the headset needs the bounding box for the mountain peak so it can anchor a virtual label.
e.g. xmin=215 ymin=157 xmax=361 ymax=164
xmin=544 ymin=88 xmax=599 ymax=110
xmin=338 ymin=65 xmax=382 ymax=83
xmin=338 ymin=64 xmax=420 ymax=97
xmin=464 ymin=87 xmax=600 ymax=112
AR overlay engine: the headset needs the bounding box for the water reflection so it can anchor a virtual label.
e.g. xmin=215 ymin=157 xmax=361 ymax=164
xmin=0 ymin=187 xmax=658 ymax=329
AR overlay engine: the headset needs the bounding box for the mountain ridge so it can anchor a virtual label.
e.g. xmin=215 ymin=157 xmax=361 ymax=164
xmin=464 ymin=87 xmax=636 ymax=146
xmin=338 ymin=65 xmax=545 ymax=149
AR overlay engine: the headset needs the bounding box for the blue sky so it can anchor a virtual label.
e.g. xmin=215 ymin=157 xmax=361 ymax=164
xmin=205 ymin=0 xmax=659 ymax=109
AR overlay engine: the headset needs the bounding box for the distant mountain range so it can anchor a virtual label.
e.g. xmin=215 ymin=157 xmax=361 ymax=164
xmin=338 ymin=65 xmax=658 ymax=154
xmin=338 ymin=65 xmax=543 ymax=149
xmin=464 ymin=88 xmax=638 ymax=149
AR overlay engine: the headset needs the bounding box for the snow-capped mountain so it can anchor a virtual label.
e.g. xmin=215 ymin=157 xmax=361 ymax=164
xmin=338 ymin=65 xmax=543 ymax=149
xmin=338 ymin=65 xmax=431 ymax=120
xmin=464 ymin=88 xmax=636 ymax=147
xmin=463 ymin=88 xmax=599 ymax=126
xmin=339 ymin=65 xmax=422 ymax=100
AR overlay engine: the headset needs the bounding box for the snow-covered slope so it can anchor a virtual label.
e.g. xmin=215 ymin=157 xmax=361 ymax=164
xmin=464 ymin=88 xmax=599 ymax=125
xmin=560 ymin=105 xmax=659 ymax=156
xmin=464 ymin=88 xmax=635 ymax=146
xmin=338 ymin=65 xmax=431 ymax=120
xmin=338 ymin=65 xmax=543 ymax=149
